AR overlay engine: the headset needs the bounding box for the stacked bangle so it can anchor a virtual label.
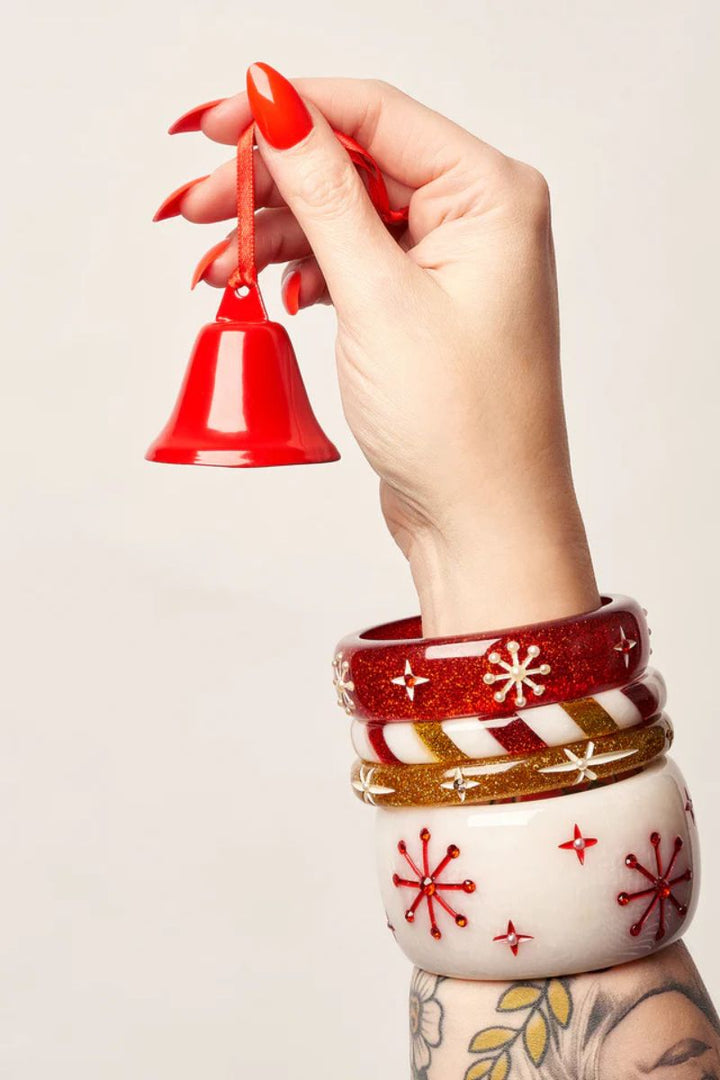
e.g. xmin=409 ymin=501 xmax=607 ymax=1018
xmin=375 ymin=758 xmax=698 ymax=979
xmin=334 ymin=596 xmax=650 ymax=723
xmin=335 ymin=596 xmax=697 ymax=978
xmin=351 ymin=714 xmax=672 ymax=807
xmin=351 ymin=669 xmax=666 ymax=765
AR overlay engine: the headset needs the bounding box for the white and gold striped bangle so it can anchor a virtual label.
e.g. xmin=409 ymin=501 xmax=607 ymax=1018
xmin=351 ymin=715 xmax=672 ymax=807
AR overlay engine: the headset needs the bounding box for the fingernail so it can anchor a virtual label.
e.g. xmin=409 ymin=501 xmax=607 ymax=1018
xmin=246 ymin=62 xmax=312 ymax=150
xmin=191 ymin=236 xmax=233 ymax=289
xmin=168 ymin=99 xmax=225 ymax=134
xmin=282 ymin=269 xmax=302 ymax=315
xmin=152 ymin=175 xmax=209 ymax=221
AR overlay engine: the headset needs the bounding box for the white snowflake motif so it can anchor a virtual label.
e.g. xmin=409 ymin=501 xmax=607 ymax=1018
xmin=352 ymin=764 xmax=395 ymax=805
xmin=391 ymin=660 xmax=430 ymax=701
xmin=332 ymin=652 xmax=355 ymax=714
xmin=614 ymin=627 xmax=638 ymax=669
xmin=482 ymin=640 xmax=551 ymax=707
xmin=440 ymin=767 xmax=481 ymax=802
xmin=538 ymin=740 xmax=637 ymax=784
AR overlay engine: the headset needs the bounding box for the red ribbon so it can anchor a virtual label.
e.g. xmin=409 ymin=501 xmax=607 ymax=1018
xmin=227 ymin=123 xmax=410 ymax=291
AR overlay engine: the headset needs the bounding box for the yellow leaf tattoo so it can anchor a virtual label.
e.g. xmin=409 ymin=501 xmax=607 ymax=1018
xmin=547 ymin=979 xmax=572 ymax=1027
xmin=490 ymin=1052 xmax=510 ymax=1080
xmin=497 ymin=985 xmax=542 ymax=1012
xmin=523 ymin=1010 xmax=549 ymax=1066
xmin=469 ymin=1027 xmax=516 ymax=1053
xmin=465 ymin=1061 xmax=493 ymax=1080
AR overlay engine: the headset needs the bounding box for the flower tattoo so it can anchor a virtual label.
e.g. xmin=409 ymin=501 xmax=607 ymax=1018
xmin=410 ymin=969 xmax=444 ymax=1079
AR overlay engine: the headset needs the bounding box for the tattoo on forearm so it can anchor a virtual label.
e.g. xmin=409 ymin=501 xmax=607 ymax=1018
xmin=410 ymin=944 xmax=720 ymax=1080
xmin=410 ymin=970 xmax=445 ymax=1080
xmin=464 ymin=979 xmax=572 ymax=1079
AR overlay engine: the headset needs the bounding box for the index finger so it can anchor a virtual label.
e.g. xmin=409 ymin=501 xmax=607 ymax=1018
xmin=198 ymin=77 xmax=500 ymax=190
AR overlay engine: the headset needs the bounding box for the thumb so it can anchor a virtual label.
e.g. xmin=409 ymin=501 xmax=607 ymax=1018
xmin=246 ymin=62 xmax=408 ymax=314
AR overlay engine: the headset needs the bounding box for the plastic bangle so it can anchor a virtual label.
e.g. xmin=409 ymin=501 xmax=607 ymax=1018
xmin=375 ymin=757 xmax=698 ymax=979
xmin=334 ymin=595 xmax=650 ymax=723
xmin=351 ymin=670 xmax=666 ymax=765
xmin=351 ymin=715 xmax=671 ymax=807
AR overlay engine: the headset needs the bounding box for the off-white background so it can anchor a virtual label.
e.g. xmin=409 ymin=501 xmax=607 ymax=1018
xmin=1 ymin=1 xmax=718 ymax=1076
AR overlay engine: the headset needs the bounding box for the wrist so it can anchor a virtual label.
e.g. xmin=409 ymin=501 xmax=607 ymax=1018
xmin=406 ymin=493 xmax=599 ymax=636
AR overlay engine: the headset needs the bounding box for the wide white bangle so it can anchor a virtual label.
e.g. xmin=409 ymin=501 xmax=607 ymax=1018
xmin=375 ymin=758 xmax=698 ymax=980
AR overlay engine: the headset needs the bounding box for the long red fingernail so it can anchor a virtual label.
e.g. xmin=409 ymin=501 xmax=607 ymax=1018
xmin=246 ymin=62 xmax=312 ymax=150
xmin=168 ymin=99 xmax=225 ymax=134
xmin=191 ymin=236 xmax=233 ymax=289
xmin=282 ymin=269 xmax=302 ymax=315
xmin=152 ymin=175 xmax=209 ymax=221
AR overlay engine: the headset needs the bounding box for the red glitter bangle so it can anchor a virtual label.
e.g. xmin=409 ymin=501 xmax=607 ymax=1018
xmin=333 ymin=595 xmax=650 ymax=724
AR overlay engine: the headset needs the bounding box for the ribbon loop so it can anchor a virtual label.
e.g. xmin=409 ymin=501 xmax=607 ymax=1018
xmin=228 ymin=124 xmax=410 ymax=291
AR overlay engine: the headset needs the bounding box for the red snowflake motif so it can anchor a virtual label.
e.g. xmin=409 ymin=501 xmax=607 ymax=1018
xmin=617 ymin=832 xmax=692 ymax=940
xmin=393 ymin=827 xmax=476 ymax=940
xmin=559 ymin=823 xmax=598 ymax=865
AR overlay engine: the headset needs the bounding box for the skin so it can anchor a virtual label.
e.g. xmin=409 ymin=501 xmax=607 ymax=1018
xmin=178 ymin=76 xmax=599 ymax=634
xmin=166 ymin=74 xmax=713 ymax=1076
xmin=410 ymin=943 xmax=720 ymax=1080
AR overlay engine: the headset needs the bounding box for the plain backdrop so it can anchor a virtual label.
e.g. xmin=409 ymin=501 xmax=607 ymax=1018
xmin=1 ymin=1 xmax=718 ymax=1076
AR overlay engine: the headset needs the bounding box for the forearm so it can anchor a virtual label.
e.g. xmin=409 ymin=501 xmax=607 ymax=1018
xmin=411 ymin=943 xmax=720 ymax=1080
xmin=405 ymin=502 xmax=713 ymax=1078
xmin=406 ymin=487 xmax=600 ymax=636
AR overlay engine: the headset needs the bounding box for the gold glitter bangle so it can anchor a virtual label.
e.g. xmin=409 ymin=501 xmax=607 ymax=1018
xmin=350 ymin=715 xmax=672 ymax=807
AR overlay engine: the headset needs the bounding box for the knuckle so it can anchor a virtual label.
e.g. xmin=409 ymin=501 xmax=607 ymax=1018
xmin=364 ymin=77 xmax=398 ymax=97
xmin=293 ymin=155 xmax=360 ymax=220
xmin=509 ymin=163 xmax=552 ymax=224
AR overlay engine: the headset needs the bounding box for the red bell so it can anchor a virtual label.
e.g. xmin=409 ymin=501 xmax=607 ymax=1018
xmin=147 ymin=120 xmax=409 ymax=470
xmin=146 ymin=284 xmax=339 ymax=468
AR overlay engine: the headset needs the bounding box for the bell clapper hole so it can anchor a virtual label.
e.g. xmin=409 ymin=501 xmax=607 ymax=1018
xmin=234 ymin=285 xmax=251 ymax=299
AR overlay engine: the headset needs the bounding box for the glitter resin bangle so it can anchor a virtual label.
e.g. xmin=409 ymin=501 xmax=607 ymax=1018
xmin=351 ymin=669 xmax=666 ymax=765
xmin=334 ymin=595 xmax=650 ymax=723
xmin=351 ymin=715 xmax=671 ymax=807
xmin=375 ymin=757 xmax=698 ymax=979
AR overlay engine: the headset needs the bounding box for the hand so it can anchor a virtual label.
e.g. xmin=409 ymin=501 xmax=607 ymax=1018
xmin=164 ymin=65 xmax=599 ymax=633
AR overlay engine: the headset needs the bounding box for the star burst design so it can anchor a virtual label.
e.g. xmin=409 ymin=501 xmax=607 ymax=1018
xmin=391 ymin=660 xmax=430 ymax=701
xmin=483 ymin=640 xmax=551 ymax=707
xmin=493 ymin=919 xmax=533 ymax=956
xmin=352 ymin=764 xmax=395 ymax=805
xmin=440 ymin=767 xmax=481 ymax=802
xmin=332 ymin=652 xmax=355 ymax=714
xmin=617 ymin=832 xmax=692 ymax=940
xmin=538 ymin=740 xmax=637 ymax=784
xmin=393 ymin=828 xmax=476 ymax=939
xmin=614 ymin=627 xmax=638 ymax=668
xmin=559 ymin=823 xmax=598 ymax=865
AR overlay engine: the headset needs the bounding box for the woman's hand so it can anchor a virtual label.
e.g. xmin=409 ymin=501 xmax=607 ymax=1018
xmin=164 ymin=65 xmax=599 ymax=633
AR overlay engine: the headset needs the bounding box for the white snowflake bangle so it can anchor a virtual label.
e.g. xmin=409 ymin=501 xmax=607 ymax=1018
xmin=334 ymin=595 xmax=650 ymax=724
xmin=376 ymin=757 xmax=698 ymax=980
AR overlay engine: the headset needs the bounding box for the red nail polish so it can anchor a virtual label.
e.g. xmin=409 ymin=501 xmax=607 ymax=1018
xmin=191 ymin=236 xmax=233 ymax=289
xmin=282 ymin=269 xmax=302 ymax=315
xmin=168 ymin=99 xmax=225 ymax=135
xmin=152 ymin=175 xmax=209 ymax=222
xmin=246 ymin=62 xmax=312 ymax=150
